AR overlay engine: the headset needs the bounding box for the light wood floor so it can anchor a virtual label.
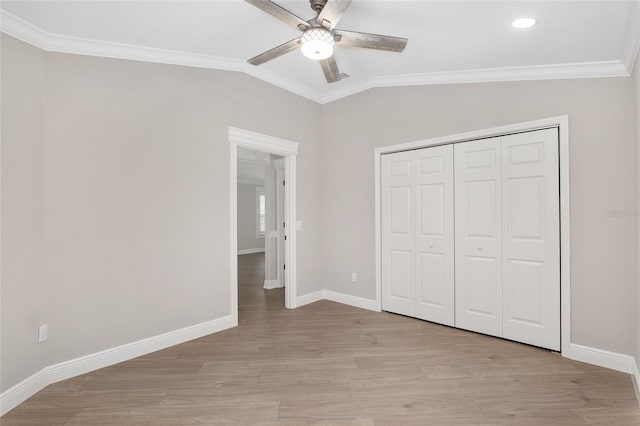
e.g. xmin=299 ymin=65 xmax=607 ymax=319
xmin=3 ymin=253 xmax=639 ymax=425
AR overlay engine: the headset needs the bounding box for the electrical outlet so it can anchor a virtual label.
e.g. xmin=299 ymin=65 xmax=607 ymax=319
xmin=38 ymin=324 xmax=48 ymax=343
xmin=351 ymin=273 xmax=357 ymax=282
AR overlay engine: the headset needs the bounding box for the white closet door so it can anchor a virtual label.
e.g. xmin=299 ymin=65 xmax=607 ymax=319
xmin=501 ymin=129 xmax=560 ymax=350
xmin=381 ymin=150 xmax=415 ymax=316
xmin=454 ymin=138 xmax=503 ymax=337
xmin=414 ymin=145 xmax=454 ymax=326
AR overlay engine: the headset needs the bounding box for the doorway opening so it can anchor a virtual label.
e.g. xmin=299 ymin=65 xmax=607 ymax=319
xmin=229 ymin=127 xmax=299 ymax=326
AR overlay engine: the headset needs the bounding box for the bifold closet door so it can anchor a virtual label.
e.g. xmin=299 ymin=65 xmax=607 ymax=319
xmin=501 ymin=129 xmax=560 ymax=351
xmin=454 ymin=138 xmax=503 ymax=337
xmin=381 ymin=145 xmax=454 ymax=325
xmin=414 ymin=145 xmax=455 ymax=325
xmin=381 ymin=150 xmax=415 ymax=317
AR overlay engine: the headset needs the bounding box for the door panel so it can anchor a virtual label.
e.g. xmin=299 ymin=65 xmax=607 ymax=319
xmin=389 ymin=250 xmax=413 ymax=299
xmin=414 ymin=145 xmax=454 ymax=325
xmin=455 ymin=138 xmax=503 ymax=337
xmin=466 ymin=256 xmax=499 ymax=316
xmin=508 ymin=176 xmax=544 ymax=240
xmin=389 ymin=187 xmax=412 ymax=234
xmin=507 ymin=259 xmax=544 ymax=325
xmin=418 ymin=252 xmax=445 ymax=306
xmin=382 ymin=145 xmax=454 ymax=325
xmin=466 ymin=180 xmax=498 ymax=238
xmin=381 ymin=151 xmax=415 ymax=316
xmin=419 ymin=184 xmax=444 ymax=236
xmin=502 ymin=129 xmax=560 ymax=350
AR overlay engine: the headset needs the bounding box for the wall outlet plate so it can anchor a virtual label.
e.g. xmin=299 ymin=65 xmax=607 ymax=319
xmin=38 ymin=324 xmax=48 ymax=343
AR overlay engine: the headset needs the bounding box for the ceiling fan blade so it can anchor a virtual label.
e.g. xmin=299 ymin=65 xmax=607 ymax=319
xmin=334 ymin=29 xmax=408 ymax=52
xmin=248 ymin=38 xmax=301 ymax=65
xmin=319 ymin=56 xmax=349 ymax=83
xmin=317 ymin=0 xmax=352 ymax=30
xmin=245 ymin=0 xmax=310 ymax=31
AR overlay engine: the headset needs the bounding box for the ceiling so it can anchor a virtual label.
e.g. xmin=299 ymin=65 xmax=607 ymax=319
xmin=238 ymin=147 xmax=270 ymax=183
xmin=1 ymin=1 xmax=638 ymax=103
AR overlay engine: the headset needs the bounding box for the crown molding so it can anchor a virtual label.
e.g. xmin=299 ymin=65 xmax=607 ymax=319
xmin=0 ymin=10 xmax=324 ymax=103
xmin=318 ymin=61 xmax=629 ymax=104
xmin=622 ymin=0 xmax=640 ymax=73
xmin=0 ymin=9 xmax=633 ymax=105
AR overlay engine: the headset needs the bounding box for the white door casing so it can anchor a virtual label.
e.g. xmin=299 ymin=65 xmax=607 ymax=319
xmin=229 ymin=127 xmax=299 ymax=320
xmin=454 ymin=137 xmax=503 ymax=337
xmin=501 ymin=129 xmax=560 ymax=350
xmin=275 ymin=161 xmax=285 ymax=288
xmin=414 ymin=145 xmax=455 ymax=326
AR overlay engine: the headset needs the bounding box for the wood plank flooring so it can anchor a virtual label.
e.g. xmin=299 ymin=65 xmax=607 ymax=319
xmin=3 ymin=253 xmax=639 ymax=425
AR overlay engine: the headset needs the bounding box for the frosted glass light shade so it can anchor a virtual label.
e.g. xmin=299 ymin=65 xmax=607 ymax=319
xmin=512 ymin=17 xmax=537 ymax=29
xmin=300 ymin=27 xmax=334 ymax=60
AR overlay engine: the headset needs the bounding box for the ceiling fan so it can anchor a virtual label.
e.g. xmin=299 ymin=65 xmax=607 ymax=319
xmin=245 ymin=0 xmax=408 ymax=83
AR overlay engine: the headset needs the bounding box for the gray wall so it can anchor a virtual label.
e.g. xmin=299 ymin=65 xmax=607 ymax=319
xmin=237 ymin=183 xmax=265 ymax=252
xmin=1 ymin=35 xmax=48 ymax=393
xmin=320 ymin=78 xmax=637 ymax=356
xmin=1 ymin=35 xmax=323 ymax=392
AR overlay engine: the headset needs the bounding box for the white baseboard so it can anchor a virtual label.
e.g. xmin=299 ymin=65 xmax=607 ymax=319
xmin=263 ymin=279 xmax=283 ymax=290
xmin=632 ymin=358 xmax=640 ymax=402
xmin=237 ymin=248 xmax=264 ymax=255
xmin=0 ymin=315 xmax=235 ymax=416
xmin=323 ymin=290 xmax=380 ymax=312
xmin=295 ymin=290 xmax=324 ymax=307
xmin=0 ymin=369 xmax=49 ymax=418
xmin=569 ymin=343 xmax=636 ymax=374
xmin=294 ymin=289 xmax=379 ymax=312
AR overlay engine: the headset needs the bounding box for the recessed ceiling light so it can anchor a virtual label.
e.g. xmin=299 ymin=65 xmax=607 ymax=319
xmin=512 ymin=17 xmax=537 ymax=29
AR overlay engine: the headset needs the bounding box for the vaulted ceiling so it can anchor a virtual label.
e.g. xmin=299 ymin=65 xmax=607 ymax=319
xmin=1 ymin=1 xmax=638 ymax=103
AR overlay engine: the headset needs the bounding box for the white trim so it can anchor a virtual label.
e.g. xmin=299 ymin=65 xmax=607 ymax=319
xmin=0 ymin=369 xmax=49 ymax=417
xmin=374 ymin=116 xmax=571 ymax=357
xmin=323 ymin=290 xmax=380 ymax=312
xmin=295 ymin=290 xmax=324 ymax=307
xmin=263 ymin=279 xmax=283 ymax=290
xmin=255 ymin=186 xmax=266 ymax=238
xmin=237 ymin=248 xmax=265 ymax=255
xmin=569 ymin=344 xmax=636 ymax=375
xmin=0 ymin=10 xmax=323 ymax=103
xmin=631 ymin=359 xmax=640 ymax=402
xmin=0 ymin=315 xmax=234 ymax=416
xmin=622 ymin=0 xmax=640 ymax=73
xmin=229 ymin=128 xmax=299 ymax=311
xmin=229 ymin=128 xmax=299 ymax=156
xmin=229 ymin=143 xmax=239 ymax=327
xmin=0 ymin=10 xmax=632 ymax=105
xmin=319 ymin=62 xmax=628 ymax=104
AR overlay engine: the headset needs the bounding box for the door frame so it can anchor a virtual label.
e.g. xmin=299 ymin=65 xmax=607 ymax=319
xmin=229 ymin=127 xmax=299 ymax=325
xmin=374 ymin=116 xmax=571 ymax=356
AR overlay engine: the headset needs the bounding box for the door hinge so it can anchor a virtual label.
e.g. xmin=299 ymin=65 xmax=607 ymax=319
xmin=283 ymin=180 xmax=285 ymax=186
xmin=283 ymin=222 xmax=285 ymax=228
xmin=284 ymin=264 xmax=286 ymax=270
xmin=284 ymin=235 xmax=287 ymax=240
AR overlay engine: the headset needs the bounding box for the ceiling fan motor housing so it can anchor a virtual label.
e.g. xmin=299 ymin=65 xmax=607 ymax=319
xmin=309 ymin=0 xmax=328 ymax=14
